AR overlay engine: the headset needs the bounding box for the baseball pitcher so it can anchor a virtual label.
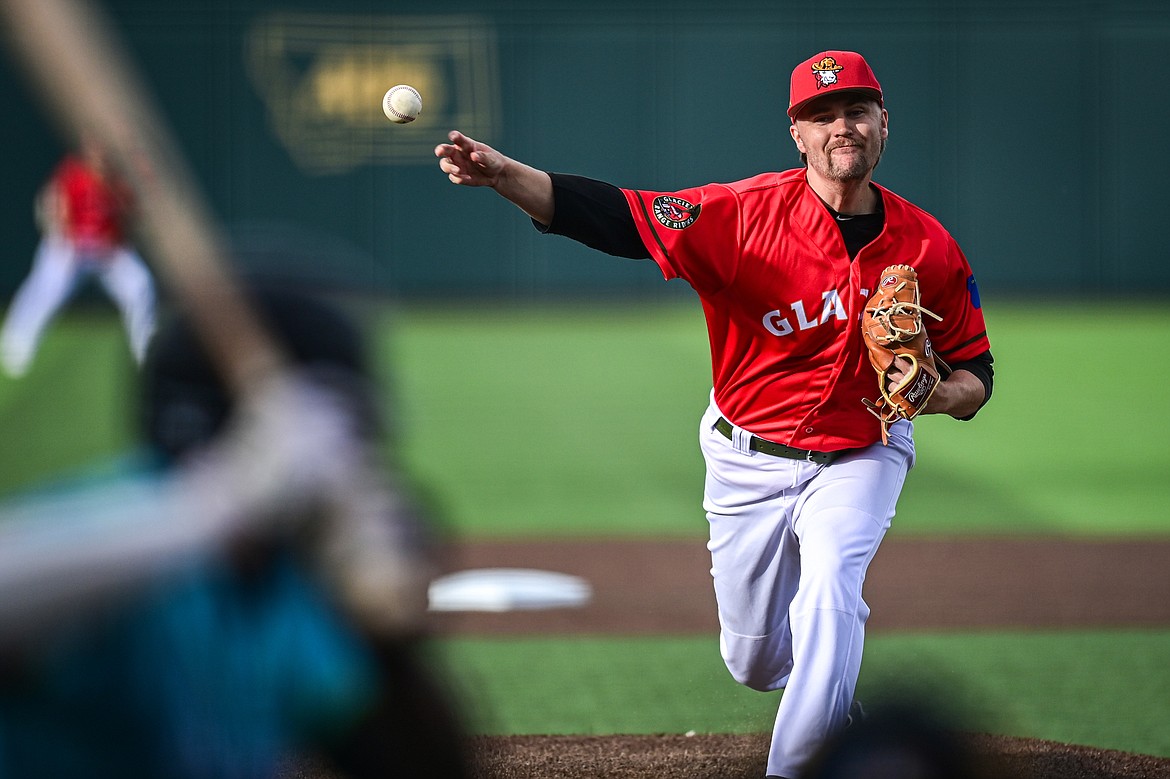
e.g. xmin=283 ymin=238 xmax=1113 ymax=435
xmin=435 ymin=49 xmax=993 ymax=779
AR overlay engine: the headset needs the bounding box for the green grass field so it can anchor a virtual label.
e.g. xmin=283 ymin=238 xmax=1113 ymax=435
xmin=436 ymin=630 xmax=1170 ymax=758
xmin=378 ymin=300 xmax=1170 ymax=538
xmin=2 ymin=300 xmax=1168 ymax=757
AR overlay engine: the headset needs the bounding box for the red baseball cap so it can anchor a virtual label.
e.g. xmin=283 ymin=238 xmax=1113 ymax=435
xmin=788 ymin=50 xmax=883 ymax=120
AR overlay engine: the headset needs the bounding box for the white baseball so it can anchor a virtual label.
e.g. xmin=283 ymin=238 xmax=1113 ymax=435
xmin=383 ymin=84 xmax=422 ymax=124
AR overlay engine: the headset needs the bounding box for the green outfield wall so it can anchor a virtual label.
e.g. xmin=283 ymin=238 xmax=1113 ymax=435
xmin=2 ymin=0 xmax=1167 ymax=299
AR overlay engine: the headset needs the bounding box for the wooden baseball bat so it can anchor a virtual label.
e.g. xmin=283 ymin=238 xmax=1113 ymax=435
xmin=0 ymin=0 xmax=286 ymax=395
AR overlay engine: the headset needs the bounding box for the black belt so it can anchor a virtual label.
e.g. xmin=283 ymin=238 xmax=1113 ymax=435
xmin=714 ymin=417 xmax=843 ymax=465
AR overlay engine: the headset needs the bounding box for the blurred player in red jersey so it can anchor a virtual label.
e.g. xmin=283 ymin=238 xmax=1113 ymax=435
xmin=1 ymin=136 xmax=156 ymax=377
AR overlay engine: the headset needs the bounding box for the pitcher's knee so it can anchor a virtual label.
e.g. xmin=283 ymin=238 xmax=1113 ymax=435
xmin=721 ymin=636 xmax=791 ymax=692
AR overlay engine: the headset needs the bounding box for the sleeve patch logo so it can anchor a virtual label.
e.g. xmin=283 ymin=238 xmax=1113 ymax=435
xmin=652 ymin=195 xmax=701 ymax=229
xmin=967 ymin=273 xmax=982 ymax=309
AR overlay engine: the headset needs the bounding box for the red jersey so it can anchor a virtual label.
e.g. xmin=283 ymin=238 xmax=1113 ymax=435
xmin=622 ymin=168 xmax=990 ymax=451
xmin=51 ymin=155 xmax=131 ymax=251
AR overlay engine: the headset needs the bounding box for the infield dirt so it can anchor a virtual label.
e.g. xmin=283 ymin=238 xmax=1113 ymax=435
xmin=428 ymin=536 xmax=1170 ymax=637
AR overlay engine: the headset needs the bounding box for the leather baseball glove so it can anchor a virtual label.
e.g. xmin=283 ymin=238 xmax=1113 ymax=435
xmin=861 ymin=264 xmax=948 ymax=444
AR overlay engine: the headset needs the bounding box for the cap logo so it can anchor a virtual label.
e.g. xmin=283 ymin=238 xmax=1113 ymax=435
xmin=811 ymin=56 xmax=845 ymax=90
xmin=652 ymin=195 xmax=701 ymax=230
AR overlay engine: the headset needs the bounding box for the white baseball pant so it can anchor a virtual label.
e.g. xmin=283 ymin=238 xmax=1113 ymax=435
xmin=698 ymin=398 xmax=915 ymax=779
xmin=1 ymin=235 xmax=156 ymax=377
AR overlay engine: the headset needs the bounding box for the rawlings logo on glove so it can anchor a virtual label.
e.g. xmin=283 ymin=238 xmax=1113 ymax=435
xmin=861 ymin=264 xmax=949 ymax=444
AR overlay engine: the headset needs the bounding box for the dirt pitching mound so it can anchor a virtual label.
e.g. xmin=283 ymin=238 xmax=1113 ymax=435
xmin=468 ymin=733 xmax=1170 ymax=779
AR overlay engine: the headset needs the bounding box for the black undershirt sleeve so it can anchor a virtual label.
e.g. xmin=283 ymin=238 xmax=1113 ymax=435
xmin=945 ymin=349 xmax=994 ymax=420
xmin=532 ymin=172 xmax=650 ymax=259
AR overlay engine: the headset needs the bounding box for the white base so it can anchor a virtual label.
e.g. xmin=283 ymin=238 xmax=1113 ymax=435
xmin=427 ymin=568 xmax=592 ymax=612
